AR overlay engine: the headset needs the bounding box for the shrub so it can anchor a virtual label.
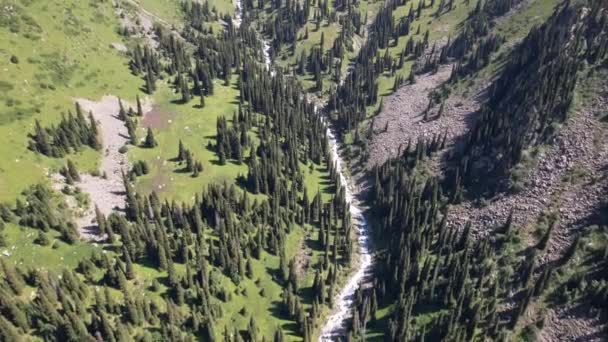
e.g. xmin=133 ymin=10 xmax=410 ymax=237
xmin=34 ymin=231 xmax=51 ymax=246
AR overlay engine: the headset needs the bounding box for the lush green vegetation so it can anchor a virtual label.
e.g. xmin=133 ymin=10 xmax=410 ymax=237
xmin=0 ymin=0 xmax=143 ymax=201
xmin=0 ymin=0 xmax=353 ymax=340
xmin=1 ymin=0 xmax=607 ymax=341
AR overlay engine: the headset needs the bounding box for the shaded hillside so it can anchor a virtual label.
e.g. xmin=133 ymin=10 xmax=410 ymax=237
xmin=346 ymin=1 xmax=608 ymax=341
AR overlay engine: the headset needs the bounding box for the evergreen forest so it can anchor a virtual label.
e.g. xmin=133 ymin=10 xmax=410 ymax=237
xmin=0 ymin=0 xmax=607 ymax=341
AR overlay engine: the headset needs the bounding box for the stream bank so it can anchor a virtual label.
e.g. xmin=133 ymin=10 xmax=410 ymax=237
xmin=233 ymin=2 xmax=374 ymax=339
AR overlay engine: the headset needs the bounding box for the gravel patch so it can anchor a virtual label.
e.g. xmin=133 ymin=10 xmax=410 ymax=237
xmin=52 ymin=95 xmax=152 ymax=240
xmin=539 ymin=305 xmax=606 ymax=342
xmin=367 ymin=64 xmax=481 ymax=169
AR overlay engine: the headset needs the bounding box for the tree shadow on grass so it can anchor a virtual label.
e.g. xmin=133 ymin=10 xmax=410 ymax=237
xmin=101 ymin=243 xmax=122 ymax=254
xmin=321 ymin=183 xmax=337 ymax=194
xmin=305 ymin=235 xmax=323 ymax=252
xmin=172 ymin=166 xmax=191 ymax=174
xmin=210 ymin=159 xmax=224 ymax=166
xmin=269 ymin=301 xmax=301 ymax=336
xmin=170 ymin=98 xmax=188 ymax=105
xmin=298 ymin=284 xmax=316 ymax=306
xmin=236 ymin=175 xmax=252 ymax=193
xmin=265 ymin=264 xmax=283 ymax=285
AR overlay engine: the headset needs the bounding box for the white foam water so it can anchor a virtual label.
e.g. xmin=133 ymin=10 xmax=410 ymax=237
xmin=233 ymin=0 xmax=271 ymax=71
xmin=318 ymin=125 xmax=373 ymax=341
xmin=234 ymin=2 xmax=373 ymax=338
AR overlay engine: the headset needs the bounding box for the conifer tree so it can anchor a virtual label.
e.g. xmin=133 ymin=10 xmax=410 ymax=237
xmin=144 ymin=128 xmax=158 ymax=148
xmin=136 ymin=94 xmax=144 ymax=116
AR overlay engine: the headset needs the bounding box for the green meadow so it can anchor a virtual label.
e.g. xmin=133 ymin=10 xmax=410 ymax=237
xmin=0 ymin=0 xmax=146 ymax=201
xmin=0 ymin=0 xmax=340 ymax=339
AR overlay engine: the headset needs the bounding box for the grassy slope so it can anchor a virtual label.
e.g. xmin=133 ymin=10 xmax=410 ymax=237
xmin=0 ymin=0 xmax=336 ymax=340
xmin=270 ymin=1 xmax=477 ymax=100
xmin=446 ymin=0 xmax=563 ymax=97
xmin=0 ymin=2 xmax=137 ymax=319
xmin=0 ymin=0 xmax=144 ymax=201
xmin=129 ymin=80 xmax=248 ymax=203
xmin=373 ymin=0 xmax=476 ymax=99
xmin=252 ymin=0 xmax=483 ymax=336
xmin=0 ymin=0 xmax=564 ymax=340
xmin=137 ymin=0 xmax=235 ymax=28
xmin=268 ymin=0 xmax=480 ymax=147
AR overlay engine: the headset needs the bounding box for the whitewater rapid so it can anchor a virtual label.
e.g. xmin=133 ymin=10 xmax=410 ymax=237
xmin=233 ymin=1 xmax=271 ymax=70
xmin=234 ymin=1 xmax=373 ymax=339
xmin=318 ymin=126 xmax=373 ymax=340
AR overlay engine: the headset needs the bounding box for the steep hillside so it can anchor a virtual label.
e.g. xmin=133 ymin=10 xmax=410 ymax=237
xmin=350 ymin=0 xmax=608 ymax=341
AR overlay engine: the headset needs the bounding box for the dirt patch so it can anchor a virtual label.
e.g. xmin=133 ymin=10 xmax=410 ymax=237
xmin=367 ymin=64 xmax=481 ymax=169
xmin=142 ymin=104 xmax=176 ymax=129
xmin=52 ymin=95 xmax=152 ymax=240
xmin=294 ymin=238 xmax=311 ymax=278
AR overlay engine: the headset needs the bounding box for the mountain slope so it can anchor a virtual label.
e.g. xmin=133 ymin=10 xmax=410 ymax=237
xmin=348 ymin=1 xmax=608 ymax=341
xmin=0 ymin=0 xmax=607 ymax=341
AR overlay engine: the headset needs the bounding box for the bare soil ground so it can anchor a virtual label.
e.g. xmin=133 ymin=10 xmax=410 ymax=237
xmin=142 ymin=104 xmax=176 ymax=129
xmin=53 ymin=95 xmax=152 ymax=240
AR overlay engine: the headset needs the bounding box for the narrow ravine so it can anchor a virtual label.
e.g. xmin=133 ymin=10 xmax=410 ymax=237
xmin=318 ymin=127 xmax=373 ymax=340
xmin=234 ymin=1 xmax=374 ymax=339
